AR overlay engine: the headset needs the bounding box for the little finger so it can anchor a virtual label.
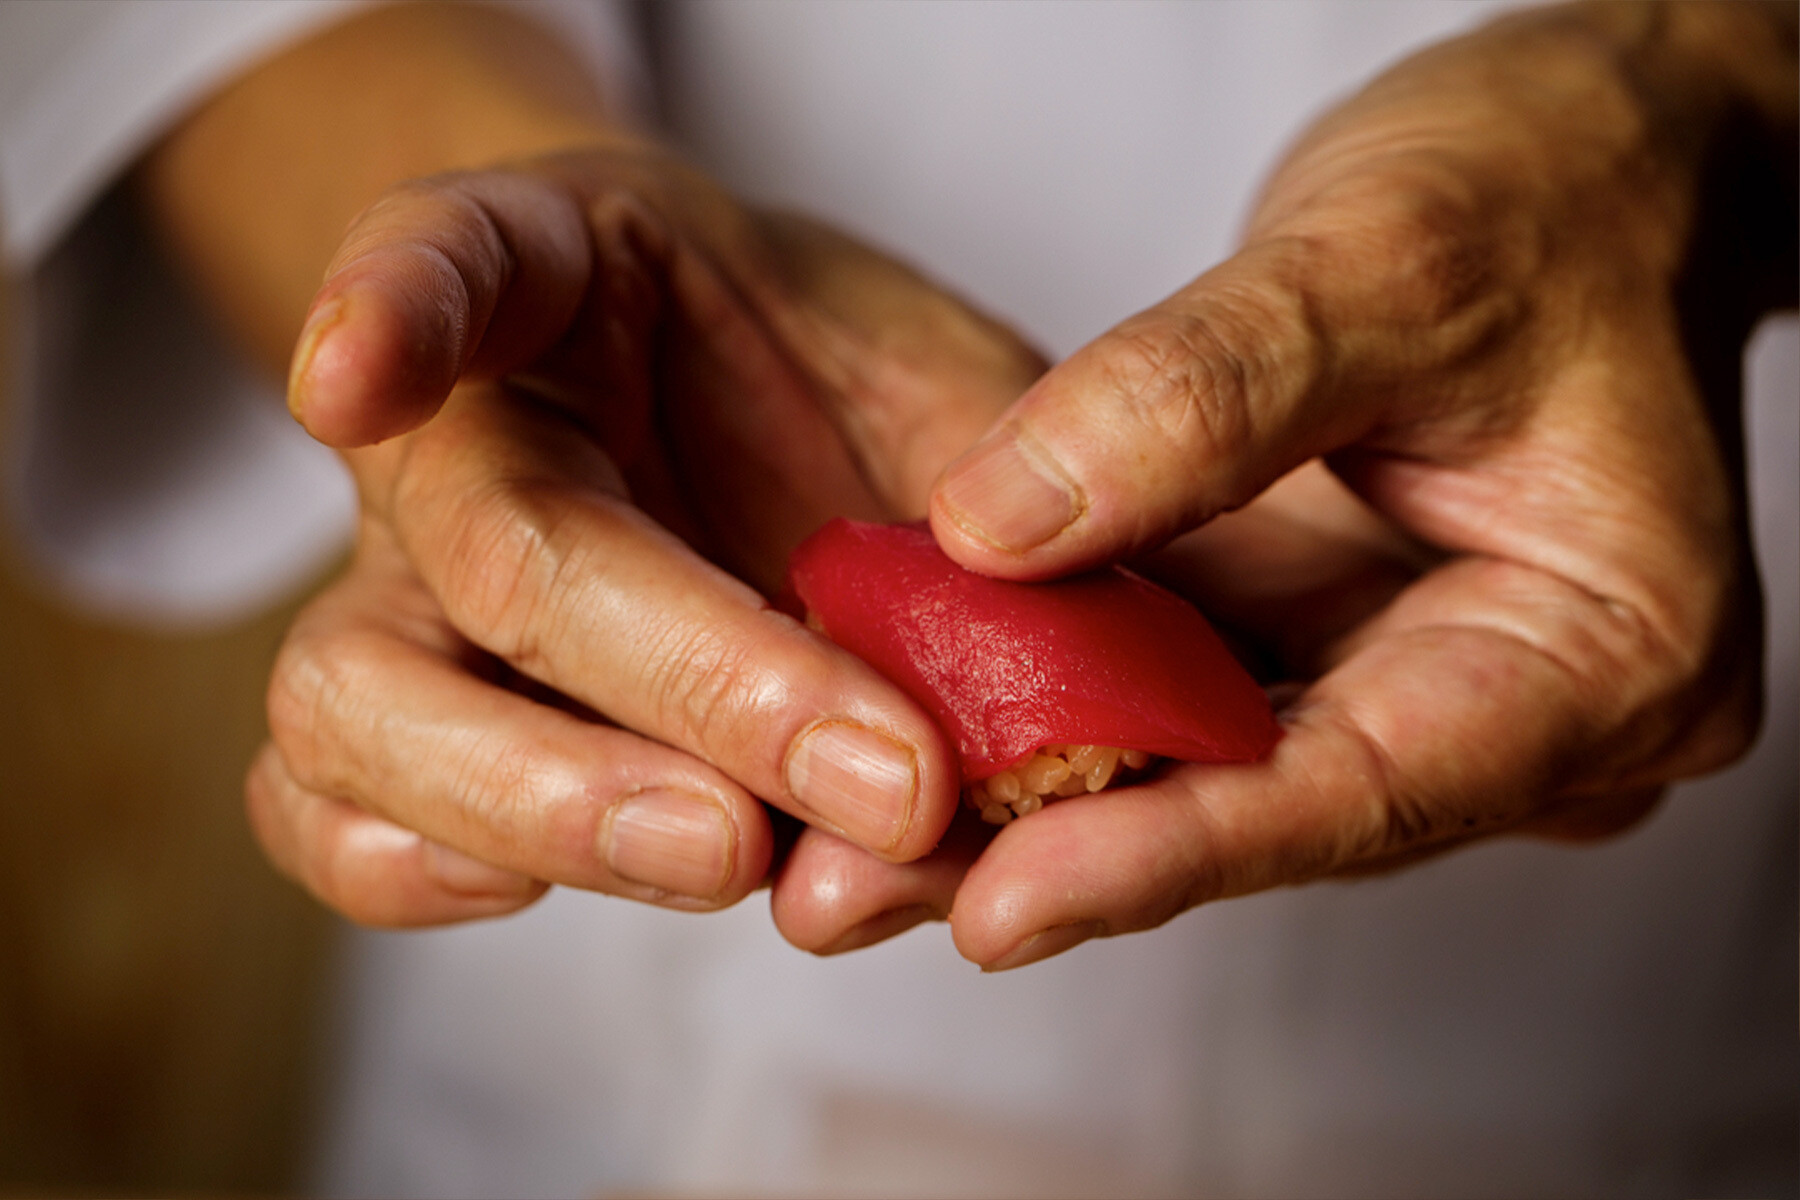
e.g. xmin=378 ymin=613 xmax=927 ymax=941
xmin=246 ymin=741 xmax=547 ymax=927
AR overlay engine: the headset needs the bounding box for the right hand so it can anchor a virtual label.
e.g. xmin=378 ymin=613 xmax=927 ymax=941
xmin=768 ymin=0 xmax=1796 ymax=967
xmin=246 ymin=148 xmax=1046 ymax=925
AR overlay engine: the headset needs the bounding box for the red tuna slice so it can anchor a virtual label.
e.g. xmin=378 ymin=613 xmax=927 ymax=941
xmin=787 ymin=518 xmax=1281 ymax=780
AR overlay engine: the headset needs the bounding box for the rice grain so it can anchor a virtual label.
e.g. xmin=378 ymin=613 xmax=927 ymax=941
xmin=1086 ymin=747 xmax=1121 ymax=792
xmin=1019 ymin=755 xmax=1072 ymax=794
xmin=963 ymin=743 xmax=1156 ymax=822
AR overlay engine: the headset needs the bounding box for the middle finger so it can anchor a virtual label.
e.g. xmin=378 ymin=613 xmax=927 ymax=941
xmin=383 ymin=386 xmax=961 ymax=861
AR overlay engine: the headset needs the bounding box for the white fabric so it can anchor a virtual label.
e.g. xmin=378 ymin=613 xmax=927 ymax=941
xmin=310 ymin=4 xmax=1798 ymax=1199
xmin=0 ymin=0 xmax=643 ymax=271
xmin=1 ymin=0 xmax=361 ymax=270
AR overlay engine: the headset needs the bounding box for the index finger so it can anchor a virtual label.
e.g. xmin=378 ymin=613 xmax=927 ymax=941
xmin=288 ymin=168 xmax=596 ymax=447
xmin=392 ymin=388 xmax=963 ymax=862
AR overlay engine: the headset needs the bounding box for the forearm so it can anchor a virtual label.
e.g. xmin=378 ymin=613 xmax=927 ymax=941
xmin=132 ymin=2 xmax=636 ymax=376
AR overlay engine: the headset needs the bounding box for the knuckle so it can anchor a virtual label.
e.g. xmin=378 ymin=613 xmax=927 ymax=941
xmin=427 ymin=474 xmax=583 ymax=674
xmin=340 ymin=177 xmax=514 ymax=328
xmin=1367 ymin=192 xmax=1485 ymax=325
xmin=1378 ymin=790 xmax=1458 ymax=853
xmin=637 ymin=617 xmax=771 ymax=754
xmin=242 ymin=749 xmax=369 ymax=917
xmin=264 ymin=623 xmax=383 ymax=796
xmin=242 ymin=746 xmax=292 ymax=862
xmin=1301 ymin=164 xmax=1513 ymax=331
xmin=366 ymin=176 xmax=509 ymax=265
xmin=1341 ymin=725 xmax=1506 ymax=863
xmin=1099 ymin=314 xmax=1256 ymax=476
xmin=585 ymin=185 xmax=667 ymax=254
xmin=265 ymin=629 xmax=340 ymax=786
xmin=244 ymin=719 xmax=465 ymax=928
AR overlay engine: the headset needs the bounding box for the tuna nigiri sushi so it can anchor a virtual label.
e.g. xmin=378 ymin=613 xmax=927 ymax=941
xmin=787 ymin=519 xmax=1280 ymax=823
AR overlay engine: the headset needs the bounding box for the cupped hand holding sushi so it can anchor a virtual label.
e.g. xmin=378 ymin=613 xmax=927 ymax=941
xmin=189 ymin=3 xmax=1791 ymax=963
xmin=776 ymin=2 xmax=1795 ymax=968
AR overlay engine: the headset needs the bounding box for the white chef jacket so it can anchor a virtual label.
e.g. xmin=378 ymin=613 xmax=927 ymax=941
xmin=3 ymin=4 xmax=1793 ymax=1198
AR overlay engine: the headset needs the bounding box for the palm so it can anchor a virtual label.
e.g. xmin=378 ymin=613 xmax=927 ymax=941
xmin=486 ymin=197 xmax=1043 ymax=597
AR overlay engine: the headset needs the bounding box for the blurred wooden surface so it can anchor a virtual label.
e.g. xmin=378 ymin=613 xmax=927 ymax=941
xmin=0 ymin=269 xmax=339 ymax=1196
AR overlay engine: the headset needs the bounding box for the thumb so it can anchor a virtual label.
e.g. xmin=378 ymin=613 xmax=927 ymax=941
xmin=287 ymin=170 xmax=593 ymax=448
xmin=928 ymin=243 xmax=1381 ymax=578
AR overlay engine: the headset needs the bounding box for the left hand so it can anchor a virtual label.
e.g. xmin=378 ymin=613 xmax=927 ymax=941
xmin=770 ymin=0 xmax=1797 ymax=966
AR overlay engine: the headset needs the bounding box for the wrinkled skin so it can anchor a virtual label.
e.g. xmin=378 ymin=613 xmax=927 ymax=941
xmin=241 ymin=3 xmax=1794 ymax=968
xmin=777 ymin=2 xmax=1795 ymax=967
xmin=251 ymin=149 xmax=1047 ymax=924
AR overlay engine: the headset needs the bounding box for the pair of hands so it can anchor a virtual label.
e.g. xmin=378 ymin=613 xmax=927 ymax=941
xmin=247 ymin=3 xmax=1793 ymax=969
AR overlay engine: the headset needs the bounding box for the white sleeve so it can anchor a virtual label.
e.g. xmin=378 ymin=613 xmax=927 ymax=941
xmin=0 ymin=0 xmax=644 ymax=627
xmin=0 ymin=0 xmax=644 ymax=272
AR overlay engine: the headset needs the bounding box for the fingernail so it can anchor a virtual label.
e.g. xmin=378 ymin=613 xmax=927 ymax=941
xmin=785 ymin=721 xmax=918 ymax=854
xmin=602 ymin=789 xmax=735 ymax=900
xmin=937 ymin=425 xmax=1082 ymax=553
xmin=982 ymin=919 xmax=1105 ymax=972
xmin=287 ymin=297 xmax=346 ymax=419
xmin=421 ymin=840 xmax=539 ymax=898
xmin=818 ymin=904 xmax=938 ymax=956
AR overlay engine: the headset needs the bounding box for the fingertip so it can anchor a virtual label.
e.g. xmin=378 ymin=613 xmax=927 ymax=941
xmin=716 ymin=792 xmax=778 ymax=908
xmin=288 ymin=280 xmax=461 ymax=447
xmin=943 ymin=785 xmax=1183 ymax=967
xmin=782 ymin=712 xmax=961 ymax=864
xmin=1517 ymin=787 xmax=1665 ymax=842
xmin=287 ymin=297 xmax=347 ymax=427
xmin=815 ymin=904 xmax=937 ymax=956
xmin=818 ymin=646 xmax=968 ymax=866
xmin=598 ymin=786 xmax=770 ymax=908
xmin=873 ymin=716 xmax=963 ymax=865
xmin=768 ymin=830 xmax=875 ymax=952
xmin=931 ymin=275 xmax=1340 ymax=581
xmin=325 ymin=820 xmax=546 ymax=928
xmin=928 ymin=420 xmax=1087 ymax=578
xmin=769 ymin=824 xmax=965 ymax=954
xmin=769 ymin=616 xmax=963 ymax=862
xmin=946 ymin=859 xmax=1040 ymax=967
xmin=976 ymin=919 xmax=1106 ymax=972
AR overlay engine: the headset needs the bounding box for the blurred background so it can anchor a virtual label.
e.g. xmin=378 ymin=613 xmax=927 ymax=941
xmin=0 ymin=273 xmax=337 ymax=1192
